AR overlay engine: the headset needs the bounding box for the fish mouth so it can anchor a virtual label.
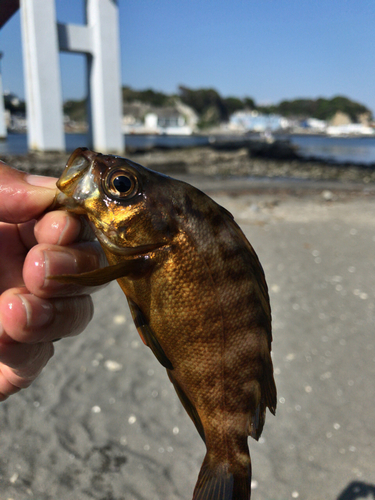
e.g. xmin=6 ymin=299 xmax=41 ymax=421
xmin=51 ymin=193 xmax=166 ymax=257
xmin=89 ymin=219 xmax=166 ymax=256
xmin=50 ymin=190 xmax=88 ymax=214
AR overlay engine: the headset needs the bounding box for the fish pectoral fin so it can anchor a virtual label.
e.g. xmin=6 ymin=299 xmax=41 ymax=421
xmin=167 ymin=371 xmax=206 ymax=443
xmin=127 ymin=299 xmax=173 ymax=370
xmin=48 ymin=260 xmax=143 ymax=287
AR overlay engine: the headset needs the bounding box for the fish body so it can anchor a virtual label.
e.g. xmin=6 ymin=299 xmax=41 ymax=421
xmin=54 ymin=148 xmax=276 ymax=500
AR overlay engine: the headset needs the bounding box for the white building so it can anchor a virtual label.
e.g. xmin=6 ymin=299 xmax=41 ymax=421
xmin=229 ymin=110 xmax=290 ymax=132
xmin=326 ymin=123 xmax=375 ymax=136
xmin=301 ymin=117 xmax=327 ymax=132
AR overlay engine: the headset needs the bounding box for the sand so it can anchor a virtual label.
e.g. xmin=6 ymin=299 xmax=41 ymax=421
xmin=0 ymin=152 xmax=375 ymax=499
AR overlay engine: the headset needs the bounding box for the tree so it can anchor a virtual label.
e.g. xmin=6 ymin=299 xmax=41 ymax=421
xmin=63 ymin=99 xmax=87 ymax=121
xmin=178 ymin=86 xmax=228 ymax=127
xmin=223 ymin=97 xmax=245 ymax=116
xmin=122 ymin=86 xmax=170 ymax=107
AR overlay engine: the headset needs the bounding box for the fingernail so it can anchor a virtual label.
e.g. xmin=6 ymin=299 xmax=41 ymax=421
xmin=44 ymin=250 xmax=78 ymax=281
xmin=26 ymin=174 xmax=57 ymax=189
xmin=56 ymin=214 xmax=78 ymax=246
xmin=17 ymin=295 xmax=54 ymax=329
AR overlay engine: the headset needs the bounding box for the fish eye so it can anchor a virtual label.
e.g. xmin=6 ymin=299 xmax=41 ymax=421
xmin=105 ymin=169 xmax=138 ymax=199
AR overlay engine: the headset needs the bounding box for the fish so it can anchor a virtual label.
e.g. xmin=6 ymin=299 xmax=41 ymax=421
xmin=51 ymin=147 xmax=277 ymax=500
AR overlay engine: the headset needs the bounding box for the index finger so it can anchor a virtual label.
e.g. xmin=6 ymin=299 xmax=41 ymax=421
xmin=0 ymin=163 xmax=58 ymax=224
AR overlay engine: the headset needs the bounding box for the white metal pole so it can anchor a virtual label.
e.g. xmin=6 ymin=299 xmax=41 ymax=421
xmin=86 ymin=0 xmax=123 ymax=153
xmin=20 ymin=0 xmax=65 ymax=151
xmin=0 ymin=54 xmax=6 ymax=140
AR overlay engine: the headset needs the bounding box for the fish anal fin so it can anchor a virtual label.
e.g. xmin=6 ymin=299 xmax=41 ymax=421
xmin=168 ymin=371 xmax=206 ymax=443
xmin=193 ymin=452 xmax=251 ymax=500
xmin=127 ymin=299 xmax=173 ymax=370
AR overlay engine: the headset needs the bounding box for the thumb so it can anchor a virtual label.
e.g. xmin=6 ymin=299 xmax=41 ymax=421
xmin=0 ymin=163 xmax=58 ymax=223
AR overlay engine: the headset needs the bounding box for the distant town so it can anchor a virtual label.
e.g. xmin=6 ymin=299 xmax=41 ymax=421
xmin=3 ymin=85 xmax=375 ymax=137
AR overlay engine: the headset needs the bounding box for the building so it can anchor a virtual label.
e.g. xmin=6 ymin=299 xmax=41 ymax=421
xmin=123 ymin=103 xmax=197 ymax=135
xmin=229 ymin=110 xmax=290 ymax=132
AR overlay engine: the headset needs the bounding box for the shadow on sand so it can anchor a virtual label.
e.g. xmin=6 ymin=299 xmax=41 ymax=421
xmin=337 ymin=481 xmax=375 ymax=500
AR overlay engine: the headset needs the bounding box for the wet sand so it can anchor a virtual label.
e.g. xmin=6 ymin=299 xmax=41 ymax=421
xmin=1 ymin=152 xmax=375 ymax=499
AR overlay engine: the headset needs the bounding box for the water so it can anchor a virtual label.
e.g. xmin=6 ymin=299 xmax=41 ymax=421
xmin=0 ymin=133 xmax=90 ymax=156
xmin=288 ymin=134 xmax=375 ymax=165
xmin=0 ymin=133 xmax=210 ymax=156
xmin=1 ymin=132 xmax=375 ymax=166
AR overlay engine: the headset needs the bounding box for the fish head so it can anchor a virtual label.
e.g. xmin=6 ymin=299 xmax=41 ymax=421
xmin=55 ymin=148 xmax=179 ymax=255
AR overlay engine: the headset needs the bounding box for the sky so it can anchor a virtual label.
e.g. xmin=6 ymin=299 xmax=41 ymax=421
xmin=0 ymin=0 xmax=375 ymax=113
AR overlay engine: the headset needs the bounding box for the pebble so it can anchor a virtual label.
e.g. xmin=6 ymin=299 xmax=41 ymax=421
xmin=322 ymin=190 xmax=334 ymax=201
xmin=9 ymin=473 xmax=18 ymax=484
xmin=104 ymin=360 xmax=123 ymax=372
xmin=113 ymin=314 xmax=126 ymax=324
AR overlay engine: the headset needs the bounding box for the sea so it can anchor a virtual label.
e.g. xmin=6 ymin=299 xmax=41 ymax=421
xmin=1 ymin=133 xmax=375 ymax=166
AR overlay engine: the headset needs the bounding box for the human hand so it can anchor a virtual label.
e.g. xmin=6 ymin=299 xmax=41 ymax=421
xmin=0 ymin=162 xmax=106 ymax=401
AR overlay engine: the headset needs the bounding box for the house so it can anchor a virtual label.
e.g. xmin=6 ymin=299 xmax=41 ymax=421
xmin=229 ymin=110 xmax=290 ymax=132
xmin=122 ymin=102 xmax=150 ymax=133
xmin=300 ymin=118 xmax=327 ymax=132
xmin=326 ymin=123 xmax=374 ymax=136
xmin=123 ymin=102 xmax=197 ymax=135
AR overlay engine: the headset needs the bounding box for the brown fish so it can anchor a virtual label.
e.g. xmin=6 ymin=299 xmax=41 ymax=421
xmin=52 ymin=148 xmax=276 ymax=500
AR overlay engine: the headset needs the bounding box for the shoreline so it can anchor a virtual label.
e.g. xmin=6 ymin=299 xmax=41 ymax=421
xmin=2 ymin=146 xmax=375 ymax=191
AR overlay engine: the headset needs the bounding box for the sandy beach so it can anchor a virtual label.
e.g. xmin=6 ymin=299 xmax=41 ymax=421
xmin=0 ymin=150 xmax=375 ymax=499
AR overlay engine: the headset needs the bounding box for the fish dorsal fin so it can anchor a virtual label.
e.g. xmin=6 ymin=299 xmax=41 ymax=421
xmin=127 ymin=299 xmax=173 ymax=370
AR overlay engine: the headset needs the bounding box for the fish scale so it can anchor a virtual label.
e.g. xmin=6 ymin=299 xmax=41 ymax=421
xmin=51 ymin=147 xmax=277 ymax=500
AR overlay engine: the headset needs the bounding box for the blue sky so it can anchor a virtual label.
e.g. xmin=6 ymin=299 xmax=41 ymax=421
xmin=1 ymin=0 xmax=375 ymax=112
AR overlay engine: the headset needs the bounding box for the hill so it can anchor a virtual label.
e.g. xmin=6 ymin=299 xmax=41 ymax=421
xmin=14 ymin=86 xmax=371 ymax=128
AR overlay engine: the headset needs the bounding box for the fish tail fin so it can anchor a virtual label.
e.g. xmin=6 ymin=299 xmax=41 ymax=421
xmin=193 ymin=450 xmax=251 ymax=500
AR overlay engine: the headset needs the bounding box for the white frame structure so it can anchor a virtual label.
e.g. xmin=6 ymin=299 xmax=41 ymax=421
xmin=0 ymin=55 xmax=6 ymax=140
xmin=20 ymin=0 xmax=123 ymax=153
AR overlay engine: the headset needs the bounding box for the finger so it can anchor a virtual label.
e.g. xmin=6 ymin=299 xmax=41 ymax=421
xmin=34 ymin=210 xmax=95 ymax=246
xmin=0 ymin=343 xmax=54 ymax=386
xmin=0 ymin=164 xmax=57 ymax=224
xmin=0 ymin=342 xmax=54 ymax=401
xmin=34 ymin=210 xmax=82 ymax=246
xmin=0 ymin=223 xmax=27 ymax=293
xmin=23 ymin=242 xmax=107 ymax=298
xmin=0 ymin=367 xmax=23 ymax=401
xmin=0 ymin=289 xmax=94 ymax=344
xmin=18 ymin=219 xmax=38 ymax=249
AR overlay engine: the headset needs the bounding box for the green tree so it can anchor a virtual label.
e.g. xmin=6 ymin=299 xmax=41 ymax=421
xmin=223 ymin=97 xmax=245 ymax=116
xmin=263 ymin=95 xmax=372 ymax=121
xmin=243 ymin=97 xmax=256 ymax=109
xmin=4 ymin=94 xmax=26 ymax=114
xmin=63 ymin=98 xmax=87 ymax=121
xmin=122 ymin=86 xmax=170 ymax=107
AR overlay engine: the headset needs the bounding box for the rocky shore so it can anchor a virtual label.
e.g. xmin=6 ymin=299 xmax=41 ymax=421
xmin=2 ymin=146 xmax=375 ymax=186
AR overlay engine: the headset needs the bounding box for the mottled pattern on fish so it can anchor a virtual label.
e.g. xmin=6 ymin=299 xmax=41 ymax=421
xmin=53 ymin=148 xmax=276 ymax=500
